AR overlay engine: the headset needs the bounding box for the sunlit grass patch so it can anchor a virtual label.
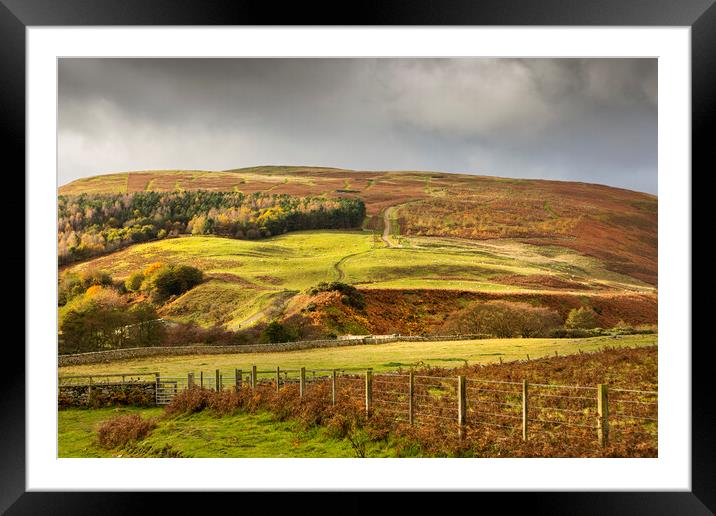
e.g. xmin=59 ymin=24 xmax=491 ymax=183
xmin=58 ymin=406 xmax=397 ymax=458
xmin=59 ymin=334 xmax=657 ymax=378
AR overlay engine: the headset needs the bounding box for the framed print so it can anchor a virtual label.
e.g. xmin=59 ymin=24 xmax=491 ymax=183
xmin=5 ymin=0 xmax=712 ymax=513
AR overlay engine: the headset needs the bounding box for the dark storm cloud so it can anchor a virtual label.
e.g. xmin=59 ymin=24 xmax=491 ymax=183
xmin=58 ymin=58 xmax=657 ymax=193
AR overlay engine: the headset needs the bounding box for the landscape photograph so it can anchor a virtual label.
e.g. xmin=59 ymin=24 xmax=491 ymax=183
xmin=57 ymin=58 xmax=658 ymax=458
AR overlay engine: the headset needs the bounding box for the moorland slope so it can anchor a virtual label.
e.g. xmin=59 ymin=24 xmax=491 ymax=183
xmin=60 ymin=167 xmax=657 ymax=337
xmin=61 ymin=166 xmax=657 ymax=285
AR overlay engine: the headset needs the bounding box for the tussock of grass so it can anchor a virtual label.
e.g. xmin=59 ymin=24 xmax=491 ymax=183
xmin=96 ymin=413 xmax=157 ymax=449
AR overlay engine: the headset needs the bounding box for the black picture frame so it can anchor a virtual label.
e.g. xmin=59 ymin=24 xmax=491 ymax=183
xmin=5 ymin=0 xmax=709 ymax=513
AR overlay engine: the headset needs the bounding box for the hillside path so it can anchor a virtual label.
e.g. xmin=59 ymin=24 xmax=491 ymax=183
xmin=382 ymin=206 xmax=398 ymax=248
xmin=333 ymin=250 xmax=372 ymax=282
xmin=236 ymin=290 xmax=296 ymax=328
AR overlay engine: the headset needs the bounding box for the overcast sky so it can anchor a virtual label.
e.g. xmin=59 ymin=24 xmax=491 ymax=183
xmin=58 ymin=58 xmax=657 ymax=194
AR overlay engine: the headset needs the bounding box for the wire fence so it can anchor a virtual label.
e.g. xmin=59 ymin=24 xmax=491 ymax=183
xmin=59 ymin=366 xmax=657 ymax=447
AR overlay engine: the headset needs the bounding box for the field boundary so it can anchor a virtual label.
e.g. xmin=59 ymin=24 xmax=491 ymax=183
xmin=58 ymin=334 xmax=490 ymax=367
xmin=58 ymin=363 xmax=657 ymax=449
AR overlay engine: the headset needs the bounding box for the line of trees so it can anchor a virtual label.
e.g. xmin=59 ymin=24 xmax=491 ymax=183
xmin=58 ymin=191 xmax=366 ymax=264
xmin=439 ymin=301 xmax=619 ymax=338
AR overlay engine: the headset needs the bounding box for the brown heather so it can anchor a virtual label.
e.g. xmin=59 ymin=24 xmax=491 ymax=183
xmin=96 ymin=414 xmax=157 ymax=449
xmin=162 ymin=345 xmax=657 ymax=458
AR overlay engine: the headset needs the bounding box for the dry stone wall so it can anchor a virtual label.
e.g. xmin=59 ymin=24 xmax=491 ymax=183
xmin=58 ymin=335 xmax=489 ymax=367
xmin=58 ymin=381 xmax=156 ymax=408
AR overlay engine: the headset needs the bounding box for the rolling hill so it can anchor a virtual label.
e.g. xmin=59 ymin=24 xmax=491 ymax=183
xmin=60 ymin=166 xmax=658 ymax=285
xmin=59 ymin=167 xmax=657 ymax=336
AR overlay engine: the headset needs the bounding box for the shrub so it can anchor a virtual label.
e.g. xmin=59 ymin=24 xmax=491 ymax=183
xmin=161 ymin=321 xmax=240 ymax=346
xmin=565 ymin=307 xmax=599 ymax=329
xmin=548 ymin=328 xmax=599 ymax=338
xmin=124 ymin=271 xmax=144 ymax=292
xmin=143 ymin=264 xmax=203 ymax=302
xmin=307 ymin=282 xmax=365 ymax=310
xmin=260 ymin=321 xmax=298 ymax=344
xmin=96 ymin=414 xmax=156 ymax=449
xmin=441 ymin=301 xmax=562 ymax=338
xmin=143 ymin=262 xmax=165 ymax=277
xmin=58 ymin=268 xmax=113 ymax=306
xmin=164 ymin=387 xmax=216 ymax=416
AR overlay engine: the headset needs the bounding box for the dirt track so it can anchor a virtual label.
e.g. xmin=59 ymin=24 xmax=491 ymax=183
xmin=382 ymin=206 xmax=398 ymax=248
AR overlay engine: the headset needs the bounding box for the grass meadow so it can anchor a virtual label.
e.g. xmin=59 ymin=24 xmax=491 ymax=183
xmin=63 ymin=230 xmax=654 ymax=329
xmin=58 ymin=407 xmax=398 ymax=458
xmin=59 ymin=333 xmax=656 ymax=377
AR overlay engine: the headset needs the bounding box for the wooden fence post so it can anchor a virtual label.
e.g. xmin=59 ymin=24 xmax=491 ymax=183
xmin=457 ymin=376 xmax=466 ymax=438
xmin=188 ymin=372 xmax=194 ymax=389
xmin=331 ymin=369 xmax=337 ymax=405
xmin=365 ymin=369 xmax=373 ymax=417
xmin=300 ymin=367 xmax=306 ymax=397
xmin=408 ymin=371 xmax=414 ymax=425
xmin=235 ymin=369 xmax=242 ymax=390
xmin=276 ymin=366 xmax=281 ymax=392
xmin=597 ymin=384 xmax=609 ymax=446
xmin=200 ymin=372 xmax=204 ymax=388
xmin=155 ymin=372 xmax=161 ymax=405
xmin=215 ymin=369 xmax=221 ymax=392
xmin=251 ymin=365 xmax=257 ymax=389
xmin=522 ymin=380 xmax=529 ymax=442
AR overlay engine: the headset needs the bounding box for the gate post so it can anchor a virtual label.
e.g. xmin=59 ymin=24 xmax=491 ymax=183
xmin=299 ymin=367 xmax=306 ymax=397
xmin=188 ymin=372 xmax=194 ymax=389
xmin=155 ymin=372 xmax=161 ymax=406
xmin=235 ymin=369 xmax=242 ymax=390
xmin=215 ymin=369 xmax=221 ymax=392
xmin=276 ymin=366 xmax=281 ymax=393
xmin=251 ymin=365 xmax=257 ymax=389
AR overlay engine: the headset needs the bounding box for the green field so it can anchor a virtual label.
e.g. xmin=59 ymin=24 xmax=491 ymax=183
xmin=59 ymin=334 xmax=656 ymax=377
xmin=58 ymin=407 xmax=397 ymax=458
xmin=64 ymin=230 xmax=654 ymax=329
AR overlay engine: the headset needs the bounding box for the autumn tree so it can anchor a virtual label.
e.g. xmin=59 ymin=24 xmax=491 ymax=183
xmin=565 ymin=306 xmax=599 ymax=329
xmin=142 ymin=264 xmax=203 ymax=302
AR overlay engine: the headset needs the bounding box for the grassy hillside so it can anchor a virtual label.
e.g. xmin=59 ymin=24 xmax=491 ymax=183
xmin=63 ymin=231 xmax=655 ymax=331
xmin=60 ymin=166 xmax=657 ymax=284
